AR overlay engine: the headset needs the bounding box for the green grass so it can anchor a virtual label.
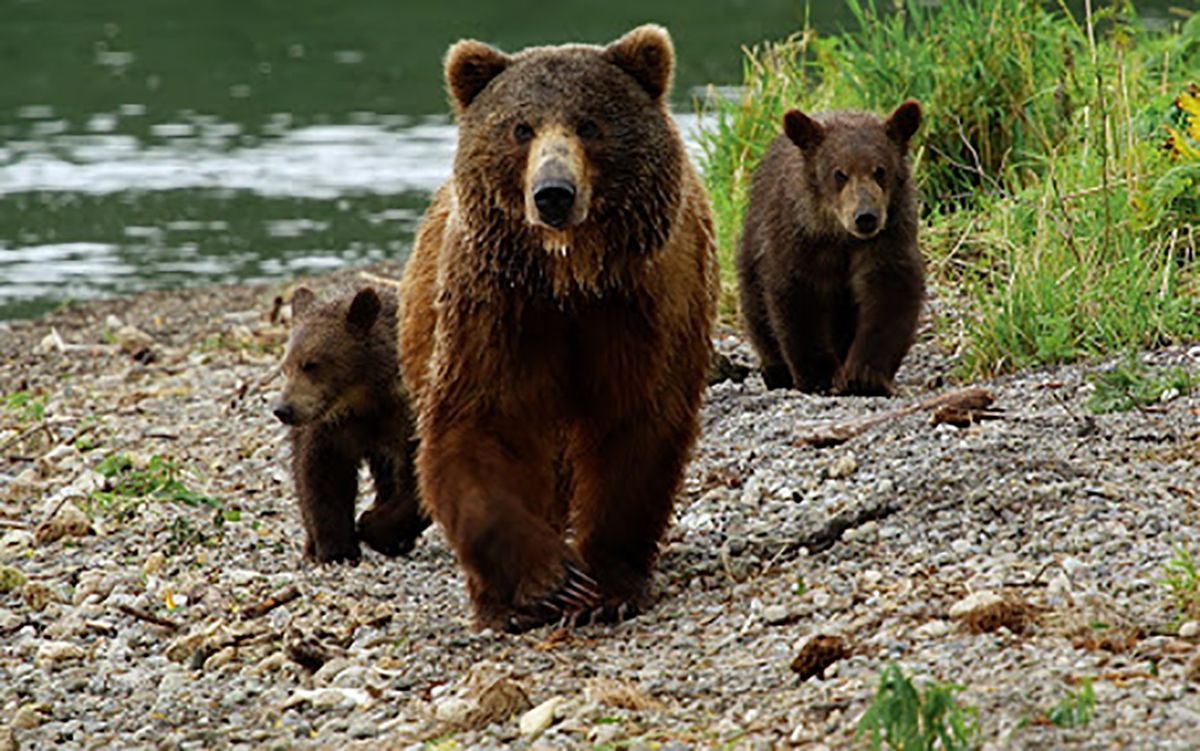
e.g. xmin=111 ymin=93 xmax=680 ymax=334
xmin=698 ymin=0 xmax=1200 ymax=376
xmin=1161 ymin=544 xmax=1200 ymax=622
xmin=89 ymin=452 xmax=220 ymax=515
xmin=1087 ymin=355 xmax=1197 ymax=413
xmin=1045 ymin=679 xmax=1096 ymax=729
xmin=3 ymin=391 xmax=47 ymax=425
xmin=856 ymin=664 xmax=980 ymax=751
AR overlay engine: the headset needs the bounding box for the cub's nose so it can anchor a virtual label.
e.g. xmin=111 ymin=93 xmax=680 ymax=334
xmin=272 ymin=403 xmax=297 ymax=425
xmin=854 ymin=210 xmax=879 ymax=236
xmin=533 ymin=179 xmax=576 ymax=229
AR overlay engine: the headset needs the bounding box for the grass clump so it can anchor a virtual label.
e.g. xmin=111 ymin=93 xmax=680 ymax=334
xmin=1045 ymin=679 xmax=1096 ymax=729
xmin=1086 ymin=355 xmax=1196 ymax=413
xmin=856 ymin=664 xmax=979 ymax=751
xmin=3 ymin=391 xmax=46 ymax=425
xmin=1161 ymin=544 xmax=1200 ymax=621
xmin=698 ymin=0 xmax=1200 ymax=376
xmin=89 ymin=452 xmax=220 ymax=516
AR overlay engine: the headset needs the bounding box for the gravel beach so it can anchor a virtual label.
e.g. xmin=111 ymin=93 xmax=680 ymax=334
xmin=1 ymin=264 xmax=1198 ymax=750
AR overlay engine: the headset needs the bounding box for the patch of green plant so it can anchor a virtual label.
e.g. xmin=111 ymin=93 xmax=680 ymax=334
xmin=90 ymin=452 xmax=220 ymax=512
xmin=3 ymin=391 xmax=46 ymax=424
xmin=698 ymin=0 xmax=1200 ymax=375
xmin=857 ymin=664 xmax=980 ymax=751
xmin=1045 ymin=679 xmax=1096 ymax=729
xmin=1160 ymin=544 xmax=1200 ymax=621
xmin=1087 ymin=356 xmax=1196 ymax=413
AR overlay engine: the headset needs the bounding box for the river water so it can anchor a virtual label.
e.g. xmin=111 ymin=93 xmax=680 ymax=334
xmin=0 ymin=0 xmax=1185 ymax=320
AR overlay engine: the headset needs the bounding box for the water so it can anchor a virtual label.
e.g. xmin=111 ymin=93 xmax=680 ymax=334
xmin=0 ymin=0 xmax=1187 ymax=320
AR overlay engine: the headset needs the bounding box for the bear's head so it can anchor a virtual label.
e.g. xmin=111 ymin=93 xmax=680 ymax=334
xmin=273 ymin=286 xmax=388 ymax=427
xmin=784 ymin=100 xmax=922 ymax=240
xmin=443 ymin=25 xmax=685 ymax=267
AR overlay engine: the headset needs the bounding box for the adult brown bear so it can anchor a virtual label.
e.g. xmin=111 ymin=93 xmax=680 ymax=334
xmin=737 ymin=101 xmax=925 ymax=396
xmin=398 ymin=26 xmax=719 ymax=632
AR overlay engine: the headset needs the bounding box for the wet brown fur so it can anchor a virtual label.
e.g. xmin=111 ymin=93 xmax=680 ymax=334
xmin=737 ymin=101 xmax=925 ymax=396
xmin=275 ymin=286 xmax=428 ymax=563
xmin=399 ymin=25 xmax=718 ymax=631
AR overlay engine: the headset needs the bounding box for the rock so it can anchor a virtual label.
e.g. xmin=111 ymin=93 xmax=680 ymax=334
xmin=1179 ymin=621 xmax=1200 ymax=640
xmin=0 ymin=725 xmax=16 ymax=751
xmin=202 ymin=646 xmax=238 ymax=672
xmin=827 ymin=453 xmax=858 ymax=480
xmin=789 ymin=634 xmax=849 ymax=680
xmin=1186 ymin=653 xmax=1200 ymax=684
xmin=434 ymin=697 xmax=474 ymax=725
xmin=948 ymin=590 xmax=1005 ymax=619
xmin=11 ymin=703 xmax=49 ymax=730
xmin=519 ymin=696 xmax=565 ymax=736
xmin=0 ymin=530 xmax=35 ymax=559
xmin=0 ymin=566 xmax=26 ymax=594
xmin=142 ymin=552 xmax=166 ymax=576
xmin=35 ymin=502 xmax=94 ymax=545
xmin=914 ymin=620 xmax=954 ymax=639
xmin=35 ymin=640 xmax=86 ymax=667
xmin=21 ymin=582 xmax=55 ymax=612
xmin=283 ymin=688 xmax=371 ymax=711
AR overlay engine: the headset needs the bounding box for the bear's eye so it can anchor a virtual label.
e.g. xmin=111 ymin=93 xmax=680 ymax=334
xmin=513 ymin=122 xmax=534 ymax=144
xmin=577 ymin=119 xmax=601 ymax=140
xmin=300 ymin=360 xmax=319 ymax=375
xmin=833 ymin=169 xmax=848 ymax=188
xmin=873 ymin=166 xmax=887 ymax=183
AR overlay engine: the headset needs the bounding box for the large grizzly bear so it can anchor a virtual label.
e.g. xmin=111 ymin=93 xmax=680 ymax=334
xmin=737 ymin=101 xmax=925 ymax=396
xmin=399 ymin=25 xmax=718 ymax=632
xmin=273 ymin=286 xmax=428 ymax=563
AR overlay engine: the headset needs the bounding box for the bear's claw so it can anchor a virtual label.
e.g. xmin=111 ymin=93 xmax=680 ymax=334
xmin=505 ymin=561 xmax=604 ymax=633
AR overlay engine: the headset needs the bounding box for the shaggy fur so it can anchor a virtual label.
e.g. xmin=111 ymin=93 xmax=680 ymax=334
xmin=737 ymin=101 xmax=925 ymax=396
xmin=399 ymin=25 xmax=718 ymax=632
xmin=274 ymin=286 xmax=428 ymax=563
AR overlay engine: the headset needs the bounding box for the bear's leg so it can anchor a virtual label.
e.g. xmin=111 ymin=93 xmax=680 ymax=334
xmin=738 ymin=256 xmax=793 ymax=390
xmin=418 ymin=420 xmax=596 ymax=632
xmin=357 ymin=442 xmax=429 ymax=557
xmin=293 ymin=431 xmax=361 ymax=563
xmin=767 ymin=283 xmax=839 ymax=393
xmin=568 ymin=415 xmax=694 ymax=623
xmin=836 ymin=273 xmax=923 ymax=396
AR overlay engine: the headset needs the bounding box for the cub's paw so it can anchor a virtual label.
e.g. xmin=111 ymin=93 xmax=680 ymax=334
xmin=305 ymin=537 xmax=362 ymax=565
xmin=833 ymin=364 xmax=894 ymax=397
xmin=356 ymin=505 xmax=429 ymax=557
xmin=503 ymin=561 xmax=604 ymax=634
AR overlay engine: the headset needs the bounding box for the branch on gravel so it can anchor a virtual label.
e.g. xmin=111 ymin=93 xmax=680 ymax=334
xmin=795 ymin=386 xmax=999 ymax=448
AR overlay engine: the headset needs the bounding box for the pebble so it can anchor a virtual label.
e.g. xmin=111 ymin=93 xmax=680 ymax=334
xmin=827 ymin=453 xmax=858 ymax=480
xmin=35 ymin=640 xmax=86 ymax=667
xmin=1178 ymin=621 xmax=1200 ymax=640
xmin=520 ymin=697 xmax=565 ymax=736
xmin=0 ymin=530 xmax=35 ymax=559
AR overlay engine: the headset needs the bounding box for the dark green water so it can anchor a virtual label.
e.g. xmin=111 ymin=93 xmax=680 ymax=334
xmin=0 ymin=0 xmax=1189 ymax=320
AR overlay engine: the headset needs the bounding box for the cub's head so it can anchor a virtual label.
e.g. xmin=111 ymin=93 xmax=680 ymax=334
xmin=444 ymin=25 xmax=684 ymax=258
xmin=784 ymin=100 xmax=921 ymax=240
xmin=272 ymin=286 xmax=385 ymax=427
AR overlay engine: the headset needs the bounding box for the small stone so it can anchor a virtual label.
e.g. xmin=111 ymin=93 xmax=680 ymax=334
xmin=203 ymin=646 xmax=237 ymax=672
xmin=0 ymin=565 xmax=26 ymax=594
xmin=827 ymin=453 xmax=858 ymax=480
xmin=1178 ymin=621 xmax=1200 ymax=640
xmin=11 ymin=703 xmax=49 ymax=730
xmin=21 ymin=581 xmax=55 ymax=611
xmin=0 ymin=530 xmax=35 ymax=559
xmin=35 ymin=502 xmax=94 ymax=545
xmin=914 ymin=620 xmax=953 ymax=639
xmin=434 ymin=697 xmax=475 ymax=725
xmin=519 ymin=696 xmax=565 ymax=736
xmin=35 ymin=639 xmax=86 ymax=667
xmin=1186 ymin=653 xmax=1200 ymax=683
xmin=142 ymin=552 xmax=166 ymax=576
xmin=589 ymin=723 xmax=623 ymax=745
xmin=763 ymin=605 xmax=795 ymax=625
xmin=948 ymin=590 xmax=1004 ymax=619
xmin=0 ymin=725 xmax=16 ymax=751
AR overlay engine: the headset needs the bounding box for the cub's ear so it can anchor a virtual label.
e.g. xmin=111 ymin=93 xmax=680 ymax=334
xmin=886 ymin=99 xmax=922 ymax=147
xmin=346 ymin=288 xmax=381 ymax=331
xmin=445 ymin=40 xmax=511 ymax=114
xmin=290 ymin=286 xmax=317 ymax=320
xmin=603 ymin=24 xmax=674 ymax=102
xmin=784 ymin=109 xmax=825 ymax=152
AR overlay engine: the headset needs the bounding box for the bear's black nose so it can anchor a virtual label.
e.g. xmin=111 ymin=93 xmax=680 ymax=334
xmin=854 ymin=210 xmax=879 ymax=235
xmin=273 ymin=403 xmax=297 ymax=425
xmin=533 ymin=179 xmax=576 ymax=228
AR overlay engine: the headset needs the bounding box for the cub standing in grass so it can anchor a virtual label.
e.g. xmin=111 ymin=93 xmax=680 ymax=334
xmin=737 ymin=100 xmax=925 ymax=396
xmin=272 ymin=286 xmax=428 ymax=563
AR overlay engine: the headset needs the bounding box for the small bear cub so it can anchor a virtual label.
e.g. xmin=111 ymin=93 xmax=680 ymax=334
xmin=737 ymin=100 xmax=925 ymax=396
xmin=273 ymin=285 xmax=427 ymax=563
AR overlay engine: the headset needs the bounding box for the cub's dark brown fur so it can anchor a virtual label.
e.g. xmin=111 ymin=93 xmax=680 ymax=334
xmin=737 ymin=100 xmax=925 ymax=396
xmin=273 ymin=286 xmax=428 ymax=563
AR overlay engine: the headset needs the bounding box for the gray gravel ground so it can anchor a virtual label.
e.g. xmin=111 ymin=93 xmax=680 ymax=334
xmin=1 ymin=266 xmax=1198 ymax=750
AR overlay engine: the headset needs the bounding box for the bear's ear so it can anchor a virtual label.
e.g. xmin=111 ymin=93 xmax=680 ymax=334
xmin=784 ymin=109 xmax=824 ymax=152
xmin=886 ymin=99 xmax=922 ymax=147
xmin=444 ymin=40 xmax=511 ymax=113
xmin=603 ymin=24 xmax=674 ymax=102
xmin=346 ymin=288 xmax=381 ymax=332
xmin=290 ymin=286 xmax=317 ymax=320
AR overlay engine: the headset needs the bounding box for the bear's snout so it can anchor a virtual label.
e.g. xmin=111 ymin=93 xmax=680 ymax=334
xmin=533 ymin=177 xmax=577 ymax=229
xmin=854 ymin=210 xmax=879 ymax=236
xmin=272 ymin=402 xmax=298 ymax=425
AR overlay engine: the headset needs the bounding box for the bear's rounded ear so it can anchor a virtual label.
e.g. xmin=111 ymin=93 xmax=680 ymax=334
xmin=603 ymin=24 xmax=674 ymax=102
xmin=886 ymin=99 xmax=922 ymax=147
xmin=346 ymin=287 xmax=382 ymax=331
xmin=290 ymin=286 xmax=317 ymax=319
xmin=784 ymin=109 xmax=824 ymax=152
xmin=445 ymin=40 xmax=511 ymax=114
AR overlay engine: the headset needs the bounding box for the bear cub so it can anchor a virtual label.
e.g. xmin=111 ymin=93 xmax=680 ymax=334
xmin=273 ymin=285 xmax=428 ymax=563
xmin=737 ymin=100 xmax=925 ymax=396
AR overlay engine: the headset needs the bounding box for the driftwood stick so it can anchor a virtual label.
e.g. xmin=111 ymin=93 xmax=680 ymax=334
xmin=115 ymin=603 xmax=181 ymax=632
xmin=795 ymin=386 xmax=996 ymax=448
xmin=240 ymin=585 xmax=301 ymax=621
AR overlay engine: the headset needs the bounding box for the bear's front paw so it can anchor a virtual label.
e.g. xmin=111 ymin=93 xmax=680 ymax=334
xmin=504 ymin=561 xmax=604 ymax=633
xmin=356 ymin=505 xmax=429 ymax=557
xmin=833 ymin=364 xmax=894 ymax=397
